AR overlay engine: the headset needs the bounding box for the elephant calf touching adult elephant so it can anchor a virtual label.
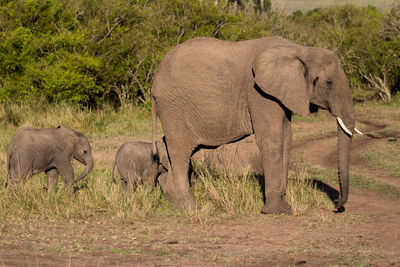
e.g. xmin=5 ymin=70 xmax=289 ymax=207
xmin=151 ymin=36 xmax=362 ymax=214
xmin=6 ymin=126 xmax=94 ymax=190
xmin=111 ymin=140 xmax=170 ymax=192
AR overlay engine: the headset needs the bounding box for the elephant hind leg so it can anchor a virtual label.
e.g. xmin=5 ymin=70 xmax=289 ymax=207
xmin=127 ymin=175 xmax=136 ymax=192
xmin=120 ymin=177 xmax=128 ymax=194
xmin=8 ymin=153 xmax=33 ymax=186
xmin=157 ymin=172 xmax=168 ymax=191
xmin=8 ymin=170 xmax=32 ymax=187
xmin=121 ymin=175 xmax=128 ymax=194
xmin=7 ymin=169 xmax=18 ymax=187
xmin=162 ymin=138 xmax=197 ymax=210
xmin=7 ymin=163 xmax=18 ymax=186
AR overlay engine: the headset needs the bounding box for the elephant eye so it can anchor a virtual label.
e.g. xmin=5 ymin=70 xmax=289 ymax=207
xmin=83 ymin=150 xmax=87 ymax=154
xmin=313 ymin=77 xmax=319 ymax=87
xmin=326 ymin=80 xmax=333 ymax=87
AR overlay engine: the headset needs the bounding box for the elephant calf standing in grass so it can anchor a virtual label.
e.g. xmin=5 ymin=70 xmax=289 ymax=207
xmin=7 ymin=126 xmax=94 ymax=190
xmin=111 ymin=140 xmax=170 ymax=192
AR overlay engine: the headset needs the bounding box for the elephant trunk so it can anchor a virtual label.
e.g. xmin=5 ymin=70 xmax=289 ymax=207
xmin=335 ymin=123 xmax=352 ymax=209
xmin=74 ymin=156 xmax=94 ymax=185
xmin=330 ymin=87 xmax=355 ymax=210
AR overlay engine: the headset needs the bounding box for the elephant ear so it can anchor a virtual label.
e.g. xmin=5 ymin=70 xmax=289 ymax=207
xmin=253 ymin=47 xmax=310 ymax=116
xmin=55 ymin=127 xmax=79 ymax=159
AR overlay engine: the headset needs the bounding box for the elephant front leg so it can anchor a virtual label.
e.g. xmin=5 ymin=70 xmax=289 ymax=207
xmin=252 ymin=106 xmax=292 ymax=214
xmin=259 ymin=136 xmax=291 ymax=214
xmin=276 ymin=114 xmax=292 ymax=212
xmin=46 ymin=168 xmax=59 ymax=191
xmin=163 ymin=156 xmax=196 ymax=210
xmin=54 ymin=156 xmax=74 ymax=190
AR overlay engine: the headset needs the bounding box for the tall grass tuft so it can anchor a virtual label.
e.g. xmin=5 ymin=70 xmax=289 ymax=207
xmin=193 ymin=162 xmax=264 ymax=216
xmin=192 ymin=161 xmax=333 ymax=217
xmin=287 ymin=169 xmax=333 ymax=215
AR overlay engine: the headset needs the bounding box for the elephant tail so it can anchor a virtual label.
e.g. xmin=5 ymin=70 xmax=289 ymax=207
xmin=151 ymin=96 xmax=160 ymax=163
xmin=111 ymin=160 xmax=117 ymax=185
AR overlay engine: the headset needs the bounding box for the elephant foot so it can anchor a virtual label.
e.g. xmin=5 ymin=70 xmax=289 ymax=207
xmin=261 ymin=198 xmax=291 ymax=215
xmin=172 ymin=194 xmax=197 ymax=210
xmin=63 ymin=183 xmax=74 ymax=193
xmin=163 ymin=187 xmax=197 ymax=210
xmin=47 ymin=184 xmax=58 ymax=192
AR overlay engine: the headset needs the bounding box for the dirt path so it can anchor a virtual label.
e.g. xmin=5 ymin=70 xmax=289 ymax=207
xmin=292 ymin=118 xmax=400 ymax=188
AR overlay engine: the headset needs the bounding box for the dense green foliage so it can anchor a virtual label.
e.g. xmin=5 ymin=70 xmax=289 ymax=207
xmin=0 ymin=0 xmax=399 ymax=106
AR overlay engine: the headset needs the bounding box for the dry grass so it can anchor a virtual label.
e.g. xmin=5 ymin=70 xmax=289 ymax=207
xmin=0 ymin=159 xmax=330 ymax=224
xmin=5 ymin=101 xmax=400 ymax=225
xmin=0 ymin=102 xmax=338 ymax=225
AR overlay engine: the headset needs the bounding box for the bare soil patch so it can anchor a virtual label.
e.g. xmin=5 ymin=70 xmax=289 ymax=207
xmin=1 ymin=207 xmax=399 ymax=266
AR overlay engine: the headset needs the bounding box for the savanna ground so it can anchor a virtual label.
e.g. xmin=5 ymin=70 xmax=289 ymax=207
xmin=271 ymin=0 xmax=394 ymax=13
xmin=0 ymin=98 xmax=400 ymax=267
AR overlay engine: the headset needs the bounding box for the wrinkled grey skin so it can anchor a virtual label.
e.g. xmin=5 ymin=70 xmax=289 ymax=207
xmin=111 ymin=140 xmax=169 ymax=192
xmin=7 ymin=126 xmax=94 ymax=190
xmin=151 ymin=36 xmax=355 ymax=214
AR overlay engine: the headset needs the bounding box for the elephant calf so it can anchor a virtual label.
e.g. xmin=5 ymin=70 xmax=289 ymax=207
xmin=111 ymin=140 xmax=169 ymax=192
xmin=6 ymin=126 xmax=94 ymax=190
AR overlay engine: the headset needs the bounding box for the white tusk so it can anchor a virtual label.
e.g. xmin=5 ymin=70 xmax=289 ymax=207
xmin=336 ymin=117 xmax=353 ymax=136
xmin=354 ymin=128 xmax=363 ymax=135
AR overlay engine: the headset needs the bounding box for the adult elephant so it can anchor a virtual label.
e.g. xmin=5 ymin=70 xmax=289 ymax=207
xmin=7 ymin=126 xmax=94 ymax=190
xmin=151 ymin=36 xmax=360 ymax=214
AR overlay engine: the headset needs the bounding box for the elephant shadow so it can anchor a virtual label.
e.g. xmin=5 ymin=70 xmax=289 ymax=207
xmin=312 ymin=179 xmax=345 ymax=213
xmin=253 ymin=175 xmax=345 ymax=213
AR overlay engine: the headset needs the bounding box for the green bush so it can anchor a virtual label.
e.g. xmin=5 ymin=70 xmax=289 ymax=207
xmin=0 ymin=0 xmax=399 ymax=106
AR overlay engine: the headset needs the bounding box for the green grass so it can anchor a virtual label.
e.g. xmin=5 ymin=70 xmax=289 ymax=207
xmin=301 ymin=162 xmax=400 ymax=201
xmin=351 ymin=174 xmax=400 ymax=199
xmin=293 ymin=111 xmax=332 ymax=122
xmin=360 ymin=140 xmax=400 ymax=178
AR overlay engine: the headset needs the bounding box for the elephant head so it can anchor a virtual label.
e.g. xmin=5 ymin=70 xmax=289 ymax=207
xmin=253 ymin=45 xmax=360 ymax=209
xmin=56 ymin=126 xmax=94 ymax=184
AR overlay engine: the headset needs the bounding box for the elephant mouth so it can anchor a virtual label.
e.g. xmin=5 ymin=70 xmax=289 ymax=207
xmin=75 ymin=157 xmax=86 ymax=166
xmin=336 ymin=117 xmax=363 ymax=137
